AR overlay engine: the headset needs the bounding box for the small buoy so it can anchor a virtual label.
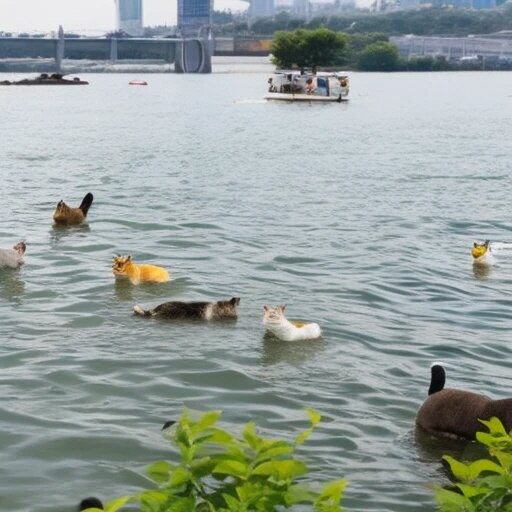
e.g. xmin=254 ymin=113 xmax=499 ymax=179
xmin=129 ymin=80 xmax=148 ymax=86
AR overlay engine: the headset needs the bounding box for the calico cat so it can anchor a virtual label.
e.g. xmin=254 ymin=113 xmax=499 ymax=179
xmin=53 ymin=192 xmax=94 ymax=225
xmin=471 ymin=240 xmax=494 ymax=266
xmin=263 ymin=305 xmax=321 ymax=341
xmin=112 ymin=255 xmax=170 ymax=284
xmin=134 ymin=297 xmax=240 ymax=320
xmin=0 ymin=241 xmax=26 ymax=268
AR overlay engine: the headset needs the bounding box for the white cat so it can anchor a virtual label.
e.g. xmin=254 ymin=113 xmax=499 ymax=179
xmin=263 ymin=305 xmax=321 ymax=341
xmin=471 ymin=240 xmax=495 ymax=266
xmin=0 ymin=242 xmax=26 ymax=268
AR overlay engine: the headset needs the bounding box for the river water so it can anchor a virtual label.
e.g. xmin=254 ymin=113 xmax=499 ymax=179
xmin=1 ymin=61 xmax=512 ymax=512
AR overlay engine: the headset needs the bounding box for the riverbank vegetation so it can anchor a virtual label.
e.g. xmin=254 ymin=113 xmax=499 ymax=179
xmin=91 ymin=409 xmax=346 ymax=512
xmin=436 ymin=417 xmax=512 ymax=511
xmin=210 ymin=4 xmax=512 ymax=37
xmin=80 ymin=413 xmax=512 ymax=512
xmin=270 ymin=27 xmax=512 ymax=71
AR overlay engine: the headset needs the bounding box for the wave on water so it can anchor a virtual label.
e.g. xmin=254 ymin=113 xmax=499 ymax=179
xmin=490 ymin=241 xmax=512 ymax=252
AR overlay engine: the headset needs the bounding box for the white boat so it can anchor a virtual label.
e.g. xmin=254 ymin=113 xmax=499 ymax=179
xmin=265 ymin=71 xmax=349 ymax=103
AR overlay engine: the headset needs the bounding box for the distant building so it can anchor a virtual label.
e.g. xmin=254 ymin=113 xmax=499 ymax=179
xmin=178 ymin=0 xmax=213 ymax=36
xmin=391 ymin=34 xmax=512 ymax=60
xmin=293 ymin=0 xmax=311 ymax=19
xmin=115 ymin=0 xmax=144 ymax=36
xmin=248 ymin=0 xmax=275 ymax=22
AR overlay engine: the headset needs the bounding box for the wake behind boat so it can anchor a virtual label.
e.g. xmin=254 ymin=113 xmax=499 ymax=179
xmin=265 ymin=71 xmax=349 ymax=103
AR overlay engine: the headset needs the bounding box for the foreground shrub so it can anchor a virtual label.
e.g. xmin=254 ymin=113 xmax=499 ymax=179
xmin=88 ymin=409 xmax=347 ymax=512
xmin=436 ymin=417 xmax=512 ymax=512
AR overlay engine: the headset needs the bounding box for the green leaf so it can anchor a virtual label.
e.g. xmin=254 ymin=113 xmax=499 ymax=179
xmin=306 ymin=408 xmax=322 ymax=427
xmin=466 ymin=459 xmax=505 ymax=479
xmin=104 ymin=496 xmax=132 ymax=512
xmin=169 ymin=466 xmax=192 ymax=487
xmin=255 ymin=443 xmax=294 ymax=464
xmin=242 ymin=422 xmax=262 ymax=451
xmin=138 ymin=490 xmax=170 ymax=512
xmin=146 ymin=460 xmax=174 ymax=484
xmin=315 ymin=479 xmax=347 ymax=507
xmin=434 ymin=488 xmax=475 ymax=511
xmin=222 ymin=492 xmax=241 ymax=509
xmin=190 ymin=411 xmax=222 ymax=438
xmin=296 ymin=427 xmax=314 ymax=446
xmin=284 ymin=483 xmax=317 ymax=505
xmin=252 ymin=459 xmax=308 ymax=480
xmin=213 ymin=459 xmax=248 ymax=479
xmin=443 ymin=456 xmax=470 ymax=481
xmin=479 ymin=417 xmax=508 ymax=436
xmin=455 ymin=483 xmax=491 ymax=498
xmin=165 ymin=496 xmax=197 ymax=511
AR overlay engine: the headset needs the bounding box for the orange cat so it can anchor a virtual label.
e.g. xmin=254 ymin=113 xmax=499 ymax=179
xmin=112 ymin=255 xmax=170 ymax=284
xmin=53 ymin=192 xmax=94 ymax=225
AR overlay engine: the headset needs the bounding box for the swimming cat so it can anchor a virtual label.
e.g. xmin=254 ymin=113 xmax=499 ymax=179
xmin=0 ymin=242 xmax=26 ymax=268
xmin=471 ymin=240 xmax=494 ymax=266
xmin=416 ymin=364 xmax=512 ymax=440
xmin=112 ymin=255 xmax=170 ymax=284
xmin=134 ymin=297 xmax=240 ymax=320
xmin=53 ymin=192 xmax=94 ymax=226
xmin=263 ymin=305 xmax=321 ymax=341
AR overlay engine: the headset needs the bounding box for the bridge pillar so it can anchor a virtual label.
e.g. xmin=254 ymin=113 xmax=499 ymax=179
xmin=55 ymin=25 xmax=64 ymax=72
xmin=175 ymin=38 xmax=212 ymax=73
xmin=110 ymin=38 xmax=118 ymax=62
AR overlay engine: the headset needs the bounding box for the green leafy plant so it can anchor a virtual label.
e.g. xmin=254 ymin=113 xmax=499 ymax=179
xmin=91 ymin=408 xmax=346 ymax=512
xmin=436 ymin=417 xmax=512 ymax=512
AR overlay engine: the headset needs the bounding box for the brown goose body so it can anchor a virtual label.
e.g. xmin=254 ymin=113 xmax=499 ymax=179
xmin=416 ymin=365 xmax=512 ymax=440
xmin=53 ymin=193 xmax=93 ymax=225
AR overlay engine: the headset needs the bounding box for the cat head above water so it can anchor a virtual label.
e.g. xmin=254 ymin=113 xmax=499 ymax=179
xmin=112 ymin=255 xmax=133 ymax=276
xmin=472 ymin=240 xmax=490 ymax=259
xmin=263 ymin=305 xmax=286 ymax=324
xmin=13 ymin=241 xmax=26 ymax=255
xmin=213 ymin=297 xmax=241 ymax=318
xmin=55 ymin=200 xmax=70 ymax=215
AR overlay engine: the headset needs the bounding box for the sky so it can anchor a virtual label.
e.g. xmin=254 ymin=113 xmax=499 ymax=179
xmin=0 ymin=0 xmax=247 ymax=33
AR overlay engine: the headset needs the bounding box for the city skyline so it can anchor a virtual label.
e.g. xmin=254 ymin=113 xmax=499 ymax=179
xmin=0 ymin=0 xmax=246 ymax=33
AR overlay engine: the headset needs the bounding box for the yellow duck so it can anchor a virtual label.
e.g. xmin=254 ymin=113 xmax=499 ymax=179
xmin=112 ymin=255 xmax=170 ymax=285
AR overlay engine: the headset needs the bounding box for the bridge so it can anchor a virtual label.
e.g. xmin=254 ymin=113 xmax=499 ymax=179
xmin=0 ymin=33 xmax=212 ymax=73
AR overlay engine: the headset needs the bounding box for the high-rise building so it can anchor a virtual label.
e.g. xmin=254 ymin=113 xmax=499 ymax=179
xmin=178 ymin=0 xmax=212 ymax=36
xmin=248 ymin=0 xmax=275 ymax=21
xmin=115 ymin=0 xmax=144 ymax=36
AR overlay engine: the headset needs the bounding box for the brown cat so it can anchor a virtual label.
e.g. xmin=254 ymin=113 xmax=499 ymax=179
xmin=134 ymin=297 xmax=240 ymax=320
xmin=53 ymin=192 xmax=94 ymax=225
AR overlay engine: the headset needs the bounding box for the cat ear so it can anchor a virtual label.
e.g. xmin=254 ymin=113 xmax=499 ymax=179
xmin=280 ymin=305 xmax=286 ymax=312
xmin=263 ymin=305 xmax=268 ymax=311
xmin=127 ymin=255 xmax=132 ymax=261
xmin=230 ymin=297 xmax=240 ymax=305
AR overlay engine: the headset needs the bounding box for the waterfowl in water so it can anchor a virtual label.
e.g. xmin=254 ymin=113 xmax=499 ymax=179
xmin=416 ymin=364 xmax=512 ymax=440
xmin=53 ymin=192 xmax=94 ymax=225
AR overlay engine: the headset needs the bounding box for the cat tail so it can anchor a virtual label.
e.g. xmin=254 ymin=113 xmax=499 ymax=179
xmin=134 ymin=305 xmax=152 ymax=317
xmin=79 ymin=193 xmax=94 ymax=217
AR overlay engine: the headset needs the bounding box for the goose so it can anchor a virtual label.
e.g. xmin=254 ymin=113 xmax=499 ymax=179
xmin=416 ymin=364 xmax=512 ymax=440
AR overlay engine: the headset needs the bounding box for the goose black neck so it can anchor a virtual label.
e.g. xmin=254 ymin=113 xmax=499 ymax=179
xmin=428 ymin=365 xmax=446 ymax=395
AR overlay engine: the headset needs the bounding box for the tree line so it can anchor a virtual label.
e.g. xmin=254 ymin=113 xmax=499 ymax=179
xmin=271 ymin=28 xmax=512 ymax=71
xmin=213 ymin=4 xmax=512 ymax=37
